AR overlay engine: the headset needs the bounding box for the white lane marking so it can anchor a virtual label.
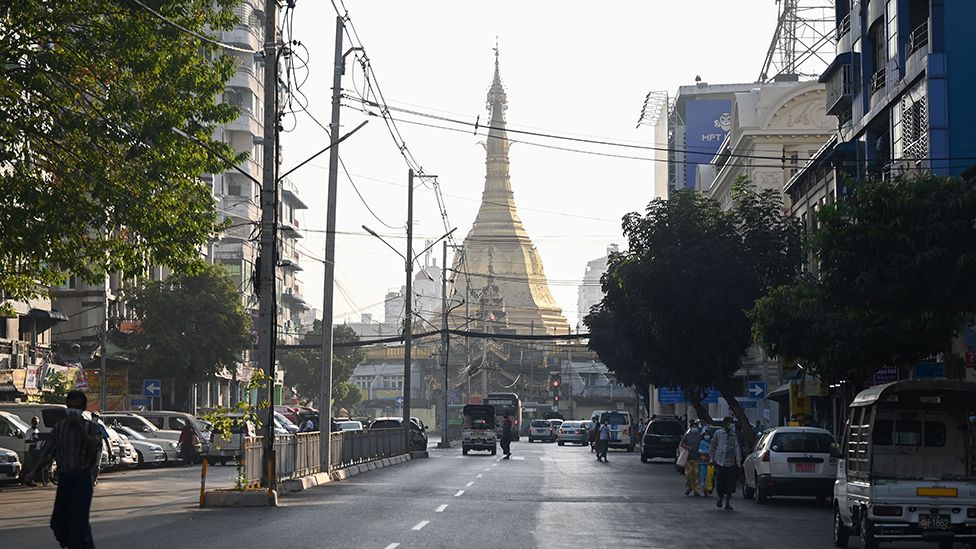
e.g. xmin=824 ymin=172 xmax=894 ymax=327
xmin=482 ymin=468 xmax=491 ymax=472
xmin=435 ymin=504 xmax=448 ymax=513
xmin=476 ymin=474 xmax=483 ymax=478
xmin=454 ymin=455 xmax=465 ymax=459
xmin=384 ymin=544 xmax=400 ymax=549
xmin=512 ymin=456 xmax=525 ymax=460
xmin=411 ymin=521 xmax=430 ymax=531
xmin=465 ymin=481 xmax=475 ymax=487
xmin=454 ymin=490 xmax=464 ymax=497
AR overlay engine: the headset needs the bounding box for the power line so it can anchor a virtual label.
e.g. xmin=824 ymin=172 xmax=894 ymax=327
xmin=127 ymin=0 xmax=256 ymax=54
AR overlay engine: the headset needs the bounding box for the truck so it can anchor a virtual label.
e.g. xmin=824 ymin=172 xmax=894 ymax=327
xmin=461 ymin=404 xmax=497 ymax=456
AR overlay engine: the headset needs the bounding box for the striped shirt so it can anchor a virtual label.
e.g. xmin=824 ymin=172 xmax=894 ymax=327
xmin=37 ymin=412 xmax=103 ymax=474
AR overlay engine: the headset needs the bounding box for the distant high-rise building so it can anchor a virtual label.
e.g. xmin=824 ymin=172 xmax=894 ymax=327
xmin=451 ymin=48 xmax=569 ymax=336
xmin=577 ymin=245 xmax=618 ymax=331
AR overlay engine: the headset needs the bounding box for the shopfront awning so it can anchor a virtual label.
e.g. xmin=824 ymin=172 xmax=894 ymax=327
xmin=26 ymin=308 xmax=69 ymax=333
xmin=767 ymin=382 xmax=792 ymax=400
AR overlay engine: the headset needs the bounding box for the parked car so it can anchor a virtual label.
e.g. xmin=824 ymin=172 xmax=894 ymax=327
xmin=590 ymin=410 xmax=635 ymax=451
xmin=103 ymin=412 xmax=181 ymax=443
xmin=741 ymin=426 xmax=838 ymax=504
xmin=556 ymin=420 xmax=589 ymax=446
xmin=115 ymin=425 xmax=178 ymax=464
xmin=101 ymin=423 xmax=137 ymax=469
xmin=208 ymin=413 xmax=255 ymax=465
xmin=337 ymin=420 xmax=363 ymax=431
xmin=273 ymin=411 xmax=299 ymax=434
xmin=0 ymin=403 xmax=69 ymax=435
xmin=0 ymin=410 xmax=31 ymax=464
xmin=640 ymin=417 xmax=684 ymax=463
xmin=368 ymin=417 xmax=428 ymax=452
xmin=0 ymin=447 xmax=21 ymax=484
xmin=528 ymin=419 xmax=556 ymax=443
xmin=832 ymin=380 xmax=976 ymax=549
xmin=127 ymin=411 xmax=211 ymax=455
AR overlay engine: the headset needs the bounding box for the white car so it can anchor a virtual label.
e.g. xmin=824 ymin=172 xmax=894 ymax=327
xmin=742 ymin=426 xmax=838 ymax=504
xmin=114 ymin=431 xmax=139 ymax=468
xmin=115 ymin=425 xmax=176 ymax=465
xmin=0 ymin=447 xmax=21 ymax=483
xmin=337 ymin=420 xmax=363 ymax=431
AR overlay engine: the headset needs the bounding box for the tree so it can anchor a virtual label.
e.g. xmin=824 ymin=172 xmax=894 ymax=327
xmin=0 ymin=1 xmax=240 ymax=306
xmin=333 ymin=381 xmax=364 ymax=412
xmin=752 ymin=174 xmax=976 ymax=382
xmin=585 ymin=182 xmax=802 ymax=434
xmin=126 ymin=264 xmax=251 ymax=408
xmin=280 ymin=322 xmax=365 ymax=407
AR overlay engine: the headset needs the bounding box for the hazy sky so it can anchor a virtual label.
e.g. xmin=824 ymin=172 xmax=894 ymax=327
xmin=282 ymin=1 xmax=780 ymax=328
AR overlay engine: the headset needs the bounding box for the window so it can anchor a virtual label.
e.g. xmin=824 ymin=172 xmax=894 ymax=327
xmin=603 ymin=412 xmax=630 ymax=426
xmin=886 ymin=0 xmax=899 ymax=62
xmin=771 ymin=432 xmax=836 ymax=453
xmin=873 ymin=418 xmax=946 ymax=447
xmin=649 ymin=421 xmax=684 ymax=436
xmin=144 ymin=416 xmax=165 ymax=429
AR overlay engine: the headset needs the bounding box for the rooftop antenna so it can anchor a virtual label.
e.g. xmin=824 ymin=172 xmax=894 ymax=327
xmin=759 ymin=0 xmax=836 ymax=83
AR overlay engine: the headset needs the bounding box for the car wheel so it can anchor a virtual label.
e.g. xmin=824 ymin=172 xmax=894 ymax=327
xmin=558 ymin=441 xmax=564 ymax=446
xmin=754 ymin=475 xmax=768 ymax=504
xmin=937 ymin=541 xmax=953 ymax=549
xmin=627 ymin=444 xmax=635 ymax=452
xmin=832 ymin=505 xmax=850 ymax=548
xmin=462 ymin=448 xmax=469 ymax=456
xmin=640 ymin=455 xmax=648 ymax=463
xmin=136 ymin=451 xmax=144 ymax=466
xmin=860 ymin=512 xmax=878 ymax=549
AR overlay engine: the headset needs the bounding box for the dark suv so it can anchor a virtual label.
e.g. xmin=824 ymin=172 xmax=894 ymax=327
xmin=640 ymin=418 xmax=684 ymax=463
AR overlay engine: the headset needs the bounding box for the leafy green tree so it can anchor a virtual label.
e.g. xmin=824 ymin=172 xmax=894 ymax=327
xmin=0 ymin=1 xmax=240 ymax=306
xmin=586 ymin=182 xmax=802 ymax=432
xmin=333 ymin=381 xmax=364 ymax=412
xmin=752 ymin=175 xmax=976 ymax=382
xmin=280 ymin=322 xmax=365 ymax=407
xmin=126 ymin=264 xmax=251 ymax=408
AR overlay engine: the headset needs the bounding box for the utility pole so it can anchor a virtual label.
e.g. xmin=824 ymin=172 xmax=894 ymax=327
xmin=403 ymin=169 xmax=414 ymax=451
xmin=257 ymin=0 xmax=279 ymax=489
xmin=99 ymin=274 xmax=108 ymax=411
xmin=438 ymin=240 xmax=450 ymax=449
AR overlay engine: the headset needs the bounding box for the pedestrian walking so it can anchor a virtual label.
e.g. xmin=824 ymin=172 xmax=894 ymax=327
xmin=500 ymin=411 xmax=513 ymax=459
xmin=596 ymin=418 xmax=611 ymax=463
xmin=589 ymin=419 xmax=599 ymax=453
xmin=25 ymin=390 xmax=102 ymax=549
xmin=709 ymin=417 xmax=742 ymax=510
xmin=698 ymin=428 xmax=713 ymax=497
xmin=178 ymin=422 xmax=199 ymax=466
xmin=679 ymin=424 xmax=703 ymax=496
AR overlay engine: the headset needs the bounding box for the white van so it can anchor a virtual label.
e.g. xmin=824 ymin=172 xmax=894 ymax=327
xmin=833 ymin=380 xmax=976 ymax=549
xmin=590 ymin=410 xmax=635 ymax=452
xmin=128 ymin=410 xmax=211 ymax=454
xmin=0 ymin=410 xmax=31 ymax=462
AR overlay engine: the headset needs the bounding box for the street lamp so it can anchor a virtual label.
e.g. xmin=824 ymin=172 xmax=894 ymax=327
xmin=364 ymin=218 xmax=455 ymax=453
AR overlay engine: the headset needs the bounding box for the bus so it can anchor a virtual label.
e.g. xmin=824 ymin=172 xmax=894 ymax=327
xmin=485 ymin=392 xmax=522 ymax=441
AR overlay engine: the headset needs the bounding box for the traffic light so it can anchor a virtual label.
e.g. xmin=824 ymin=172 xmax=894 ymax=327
xmin=551 ymin=372 xmax=561 ymax=404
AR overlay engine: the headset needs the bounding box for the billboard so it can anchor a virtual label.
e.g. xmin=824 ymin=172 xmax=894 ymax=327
xmin=682 ymin=99 xmax=732 ymax=189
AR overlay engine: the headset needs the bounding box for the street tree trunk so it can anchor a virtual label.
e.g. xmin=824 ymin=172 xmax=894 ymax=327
xmin=687 ymin=392 xmax=714 ymax=425
xmin=721 ymin=391 xmax=757 ymax=447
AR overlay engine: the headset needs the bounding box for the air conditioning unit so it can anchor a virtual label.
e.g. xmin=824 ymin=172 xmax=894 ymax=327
xmin=12 ymin=354 xmax=25 ymax=369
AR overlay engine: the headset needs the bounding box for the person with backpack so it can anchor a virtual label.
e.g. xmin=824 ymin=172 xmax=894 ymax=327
xmin=26 ymin=390 xmax=103 ymax=549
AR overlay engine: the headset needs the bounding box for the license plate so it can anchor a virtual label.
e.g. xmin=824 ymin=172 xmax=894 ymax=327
xmin=919 ymin=514 xmax=951 ymax=530
xmin=795 ymin=463 xmax=815 ymax=473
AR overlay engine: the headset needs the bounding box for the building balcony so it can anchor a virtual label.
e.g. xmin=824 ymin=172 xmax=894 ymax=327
xmin=220 ymin=195 xmax=260 ymax=222
xmin=825 ymin=63 xmax=855 ymax=117
xmin=228 ymin=65 xmax=262 ymax=94
xmin=225 ymin=108 xmax=263 ymax=138
xmin=220 ymin=26 xmax=261 ymax=52
xmin=908 ymin=22 xmax=929 ymax=56
xmin=835 ymin=13 xmax=853 ymax=55
xmin=871 ymin=67 xmax=886 ymax=94
xmin=279 ymin=217 xmax=302 ymax=238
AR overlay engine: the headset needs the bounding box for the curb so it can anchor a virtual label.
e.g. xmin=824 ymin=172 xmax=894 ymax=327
xmin=279 ymin=472 xmax=331 ymax=494
xmin=202 ymin=489 xmax=278 ymax=508
xmin=280 ymin=454 xmax=414 ymax=494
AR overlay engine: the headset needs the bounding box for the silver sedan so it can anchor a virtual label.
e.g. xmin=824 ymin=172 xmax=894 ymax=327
xmin=556 ymin=421 xmax=589 ymax=446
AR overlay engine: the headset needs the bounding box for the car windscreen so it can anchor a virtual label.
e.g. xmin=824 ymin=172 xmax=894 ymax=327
xmin=771 ymin=432 xmax=835 ymax=453
xmin=2 ymin=412 xmax=30 ymax=433
xmin=339 ymin=422 xmax=361 ymax=430
xmin=371 ymin=420 xmax=401 ymax=429
xmin=604 ymin=413 xmax=629 ymax=426
xmin=118 ymin=426 xmax=147 ymax=440
xmin=649 ymin=422 xmax=684 ymax=436
xmin=531 ymin=420 xmax=549 ymax=428
xmin=561 ymin=422 xmax=581 ymax=429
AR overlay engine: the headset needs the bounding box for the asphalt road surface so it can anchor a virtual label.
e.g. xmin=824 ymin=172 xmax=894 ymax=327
xmin=1 ymin=440 xmax=939 ymax=548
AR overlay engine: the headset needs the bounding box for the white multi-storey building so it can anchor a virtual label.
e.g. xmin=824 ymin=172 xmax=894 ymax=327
xmin=576 ymin=245 xmax=617 ymax=331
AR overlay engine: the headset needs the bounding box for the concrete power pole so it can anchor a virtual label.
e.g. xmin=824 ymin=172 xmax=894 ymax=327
xmin=402 ymin=169 xmax=414 ymax=451
xmin=319 ymin=15 xmax=348 ymax=472
xmin=257 ymin=0 xmax=279 ymax=489
xmin=438 ymin=240 xmax=450 ymax=448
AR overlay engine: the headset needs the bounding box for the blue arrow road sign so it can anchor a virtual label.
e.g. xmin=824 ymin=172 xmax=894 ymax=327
xmin=395 ymin=396 xmax=404 ymax=406
xmin=748 ymin=381 xmax=766 ymax=399
xmin=143 ymin=379 xmax=161 ymax=398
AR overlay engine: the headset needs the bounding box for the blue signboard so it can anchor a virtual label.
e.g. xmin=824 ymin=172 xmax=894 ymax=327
xmin=395 ymin=396 xmax=404 ymax=406
xmin=682 ymin=99 xmax=732 ymax=189
xmin=738 ymin=398 xmax=757 ymax=409
xmin=130 ymin=398 xmax=150 ymax=409
xmin=657 ymin=387 xmax=720 ymax=404
xmin=914 ymin=361 xmax=945 ymax=379
xmin=748 ymin=381 xmax=766 ymax=399
xmin=143 ymin=379 xmax=161 ymax=398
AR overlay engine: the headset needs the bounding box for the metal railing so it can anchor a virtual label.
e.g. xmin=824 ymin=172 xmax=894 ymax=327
xmin=871 ymin=67 xmax=886 ymax=93
xmin=836 ymin=12 xmax=851 ymax=40
xmin=908 ymin=22 xmax=929 ymax=55
xmin=241 ymin=429 xmax=406 ymax=487
xmin=330 ymin=428 xmax=407 ymax=470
